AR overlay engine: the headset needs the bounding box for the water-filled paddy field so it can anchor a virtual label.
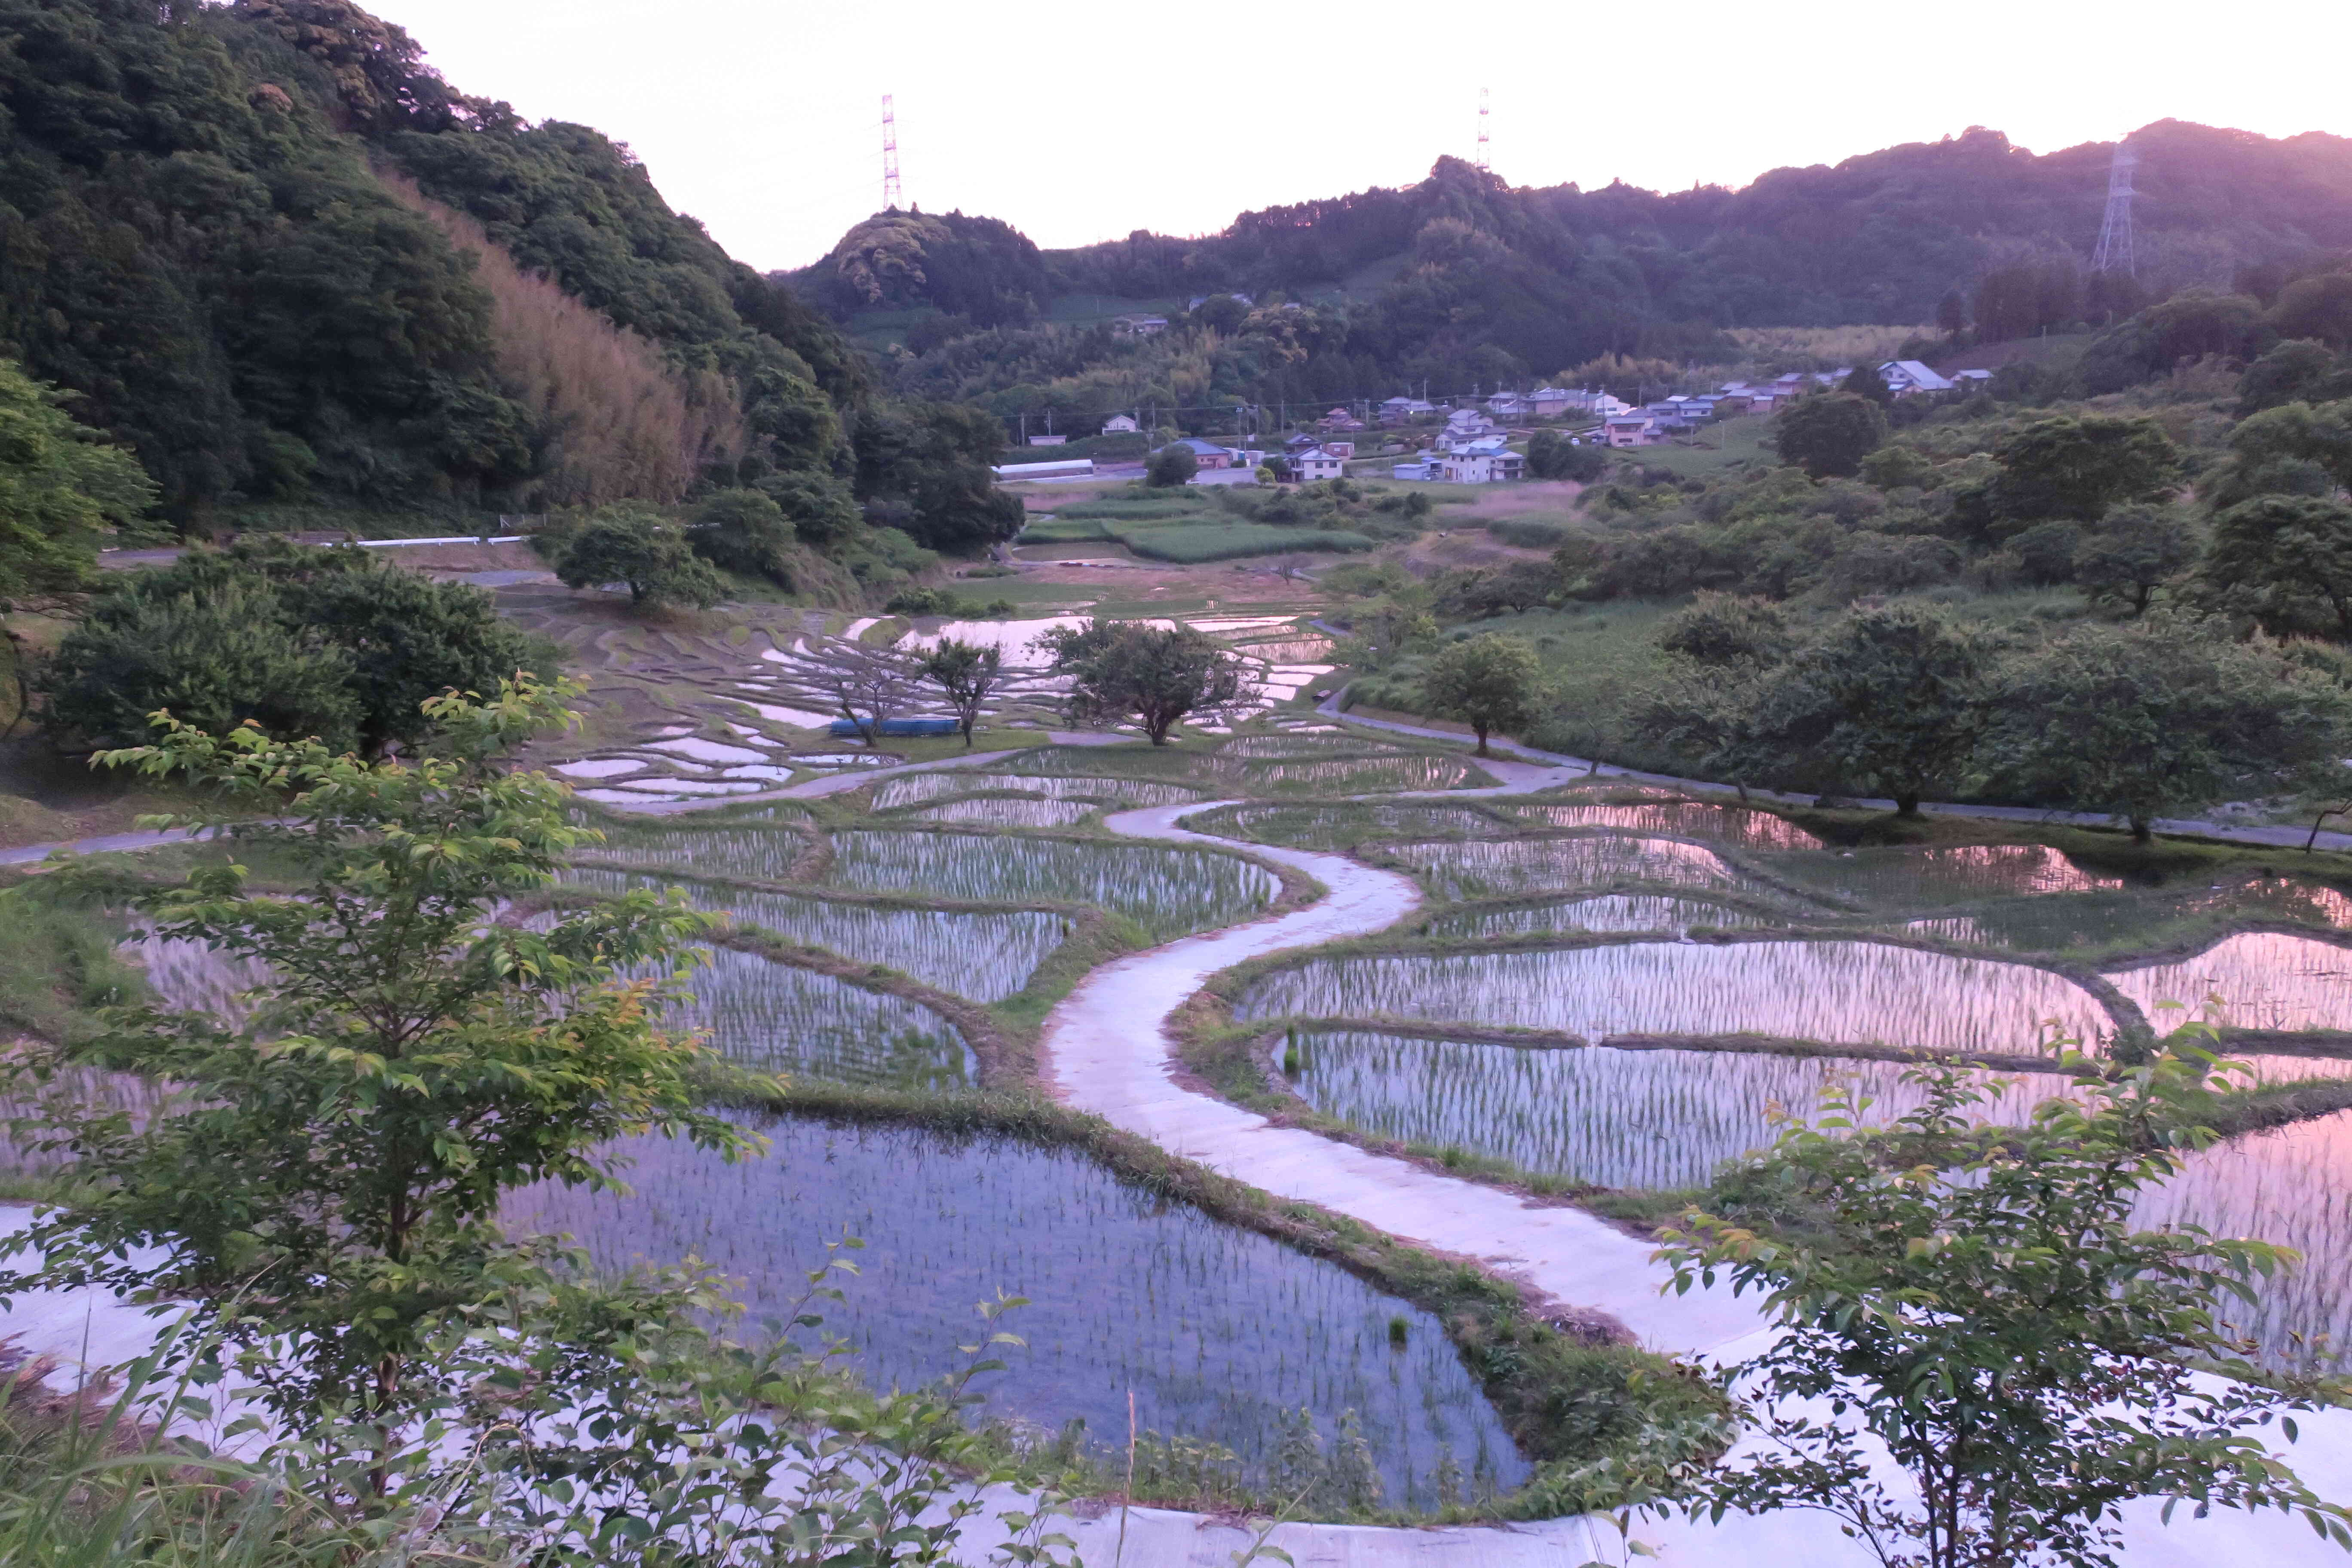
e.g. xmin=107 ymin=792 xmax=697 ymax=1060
xmin=502 ymin=1114 xmax=1527 ymax=1504
xmin=1427 ymin=894 xmax=1783 ymax=940
xmin=1389 ymin=835 xmax=1765 ymax=901
xmin=1191 ymin=802 xmax=1510 ymax=851
xmin=637 ymin=945 xmax=974 ymax=1088
xmin=560 ymin=867 xmax=1066 ymax=1002
xmin=1282 ymin=1029 xmax=2352 ymax=1192
xmin=870 ymin=772 xmax=1209 ymax=810
xmin=1235 ymin=939 xmax=2116 ymax=1054
xmin=826 ymin=830 xmax=1277 ymax=942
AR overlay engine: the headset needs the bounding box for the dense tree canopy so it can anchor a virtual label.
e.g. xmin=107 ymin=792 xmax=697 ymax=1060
xmin=1773 ymin=394 xmax=1888 ymax=480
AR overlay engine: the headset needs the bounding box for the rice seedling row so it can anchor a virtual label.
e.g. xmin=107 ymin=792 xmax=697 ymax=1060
xmin=560 ymin=867 xmax=1067 ymax=1003
xmin=826 ymin=830 xmax=1277 ymax=943
xmin=1234 ymin=938 xmax=2116 ymax=1055
xmin=631 ymin=944 xmax=974 ymax=1089
xmin=502 ymin=1113 xmax=1523 ymax=1505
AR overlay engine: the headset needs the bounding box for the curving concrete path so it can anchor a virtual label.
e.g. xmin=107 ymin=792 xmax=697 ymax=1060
xmin=1019 ymin=795 xmax=2352 ymax=1565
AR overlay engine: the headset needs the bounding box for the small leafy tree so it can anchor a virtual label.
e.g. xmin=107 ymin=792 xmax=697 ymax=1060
xmin=921 ymin=634 xmax=1004 ymax=746
xmin=1658 ymin=1054 xmax=2352 ymax=1568
xmin=688 ymin=486 xmax=796 ymax=584
xmin=1420 ymin=632 xmax=1540 ymax=756
xmin=1721 ymin=604 xmax=1986 ymax=816
xmin=761 ymin=467 xmax=862 ymax=545
xmin=2073 ymin=503 xmax=2197 ymax=616
xmin=3 ymin=676 xmax=751 ymax=1502
xmin=555 ymin=505 xmax=726 ymax=609
xmin=1035 ymin=619 xmax=1243 ymax=744
xmin=1773 ymin=393 xmax=1888 ymax=480
xmin=1840 ymin=362 xmax=1894 ymax=406
xmin=1983 ymin=614 xmax=2351 ymax=841
xmin=1657 ymin=592 xmax=1795 ymax=669
xmin=1146 ymin=443 xmax=1200 ymax=488
xmin=1956 ymin=415 xmax=2184 ymax=541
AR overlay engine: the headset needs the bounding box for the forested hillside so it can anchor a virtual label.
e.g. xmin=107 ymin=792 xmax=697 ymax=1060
xmin=795 ymin=125 xmax=2352 ymax=423
xmin=0 ymin=0 xmax=1011 ymax=552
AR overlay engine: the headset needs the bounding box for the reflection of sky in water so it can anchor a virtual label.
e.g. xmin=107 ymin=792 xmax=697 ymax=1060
xmin=1217 ymin=803 xmax=1502 ymax=850
xmin=1430 ymin=894 xmax=1782 ymax=940
xmin=626 ymin=945 xmax=974 ymax=1090
xmin=2104 ymin=934 xmax=2352 ymax=1034
xmin=1239 ymin=939 xmax=2113 ymax=1054
xmin=1771 ymin=844 xmax=2124 ymax=908
xmin=1513 ymin=802 xmax=1823 ymax=851
xmin=1290 ymin=1032 xmax=2083 ymax=1189
xmin=1394 ymin=835 xmax=1752 ymax=900
xmin=827 ymin=831 xmax=1274 ymax=943
xmin=2136 ymin=1109 xmax=2352 ymax=1369
xmin=505 ymin=1116 xmax=1524 ymax=1504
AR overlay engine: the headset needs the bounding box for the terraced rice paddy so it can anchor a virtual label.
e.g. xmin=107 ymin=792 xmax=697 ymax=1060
xmin=639 ymin=945 xmax=974 ymax=1088
xmin=1510 ymin=801 xmax=1823 ymax=851
xmin=560 ymin=868 xmax=1066 ymax=1002
xmin=1216 ymin=735 xmax=1409 ymax=760
xmin=1390 ymin=835 xmax=1759 ymax=900
xmin=1197 ymin=753 xmax=1489 ymax=796
xmin=901 ymin=798 xmax=1099 ymax=829
xmin=1427 ymin=894 xmax=1785 ymax=940
xmin=1770 ymin=844 xmax=2126 ymax=908
xmin=1902 ymin=878 xmax=2352 ymax=956
xmin=502 ymin=1115 xmax=1525 ymax=1503
xmin=2128 ymin=1107 xmax=2352 ymax=1369
xmin=1193 ymin=802 xmax=1507 ymax=851
xmin=1287 ymin=1029 xmax=2087 ymax=1189
xmin=872 ymin=772 xmax=1207 ymax=810
xmin=827 ymin=831 xmax=1277 ymax=942
xmin=120 ymin=922 xmax=275 ymax=1030
xmin=1236 ymin=939 xmax=2116 ymax=1054
xmin=2103 ymin=933 xmax=2352 ymax=1035
xmin=576 ymin=825 xmax=808 ymax=883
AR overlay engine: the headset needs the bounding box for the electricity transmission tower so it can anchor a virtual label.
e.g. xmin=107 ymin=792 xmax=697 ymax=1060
xmin=881 ymin=94 xmax=902 ymax=211
xmin=1476 ymin=86 xmax=1490 ymax=172
xmin=2091 ymin=141 xmax=2136 ymax=277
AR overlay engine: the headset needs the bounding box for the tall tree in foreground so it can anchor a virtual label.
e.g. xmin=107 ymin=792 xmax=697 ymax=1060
xmin=1772 ymin=392 xmax=1887 ymax=480
xmin=814 ymin=640 xmax=925 ymax=744
xmin=1419 ymin=632 xmax=1540 ymax=756
xmin=4 ymin=676 xmax=750 ymax=1501
xmin=921 ymin=635 xmax=1004 ymax=746
xmin=554 ymin=505 xmax=726 ymax=610
xmin=1657 ymin=1055 xmax=2351 ymax=1568
xmin=1983 ymin=615 xmax=2349 ymax=842
xmin=1035 ymin=619 xmax=1243 ymax=744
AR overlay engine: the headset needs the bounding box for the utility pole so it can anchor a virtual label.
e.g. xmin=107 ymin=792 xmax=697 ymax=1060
xmin=881 ymin=94 xmax=902 ymax=210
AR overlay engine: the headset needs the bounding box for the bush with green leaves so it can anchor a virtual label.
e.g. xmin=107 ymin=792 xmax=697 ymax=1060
xmin=555 ymin=504 xmax=727 ymax=609
xmin=1146 ymin=444 xmax=1200 ymax=488
xmin=37 ymin=539 xmax=546 ymax=756
xmin=1035 ymin=619 xmax=1243 ymax=744
xmin=1658 ymin=1052 xmax=2352 ymax=1567
xmin=1771 ymin=392 xmax=1888 ymax=480
xmin=1420 ymin=633 xmax=1541 ymax=756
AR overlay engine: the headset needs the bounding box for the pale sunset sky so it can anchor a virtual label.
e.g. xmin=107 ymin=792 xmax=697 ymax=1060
xmin=365 ymin=0 xmax=2352 ymax=272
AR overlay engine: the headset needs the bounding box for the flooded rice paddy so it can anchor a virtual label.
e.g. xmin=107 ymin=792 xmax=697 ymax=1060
xmin=1901 ymin=878 xmax=2352 ymax=956
xmin=826 ymin=831 xmax=1277 ymax=942
xmin=1286 ymin=1029 xmax=2084 ymax=1190
xmin=1426 ymin=894 xmax=1785 ymax=940
xmin=1237 ymin=939 xmax=2114 ymax=1054
xmin=576 ymin=825 xmax=808 ymax=883
xmin=1390 ymin=835 xmax=1760 ymax=901
xmin=1197 ymin=753 xmax=1489 ymax=796
xmin=1510 ymin=802 xmax=1823 ymax=851
xmin=1194 ymin=802 xmax=1507 ymax=851
xmin=2103 ymin=933 xmax=2352 ymax=1035
xmin=901 ymin=798 xmax=1099 ymax=829
xmin=870 ymin=772 xmax=1207 ymax=810
xmin=560 ymin=867 xmax=1065 ymax=1002
xmin=1770 ymin=844 xmax=2126 ymax=908
xmin=502 ymin=1115 xmax=1525 ymax=1504
xmin=638 ymin=945 xmax=973 ymax=1088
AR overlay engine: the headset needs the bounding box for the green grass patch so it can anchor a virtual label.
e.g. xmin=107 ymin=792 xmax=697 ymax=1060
xmin=1617 ymin=414 xmax=1773 ymax=478
xmin=1113 ymin=522 xmax=1376 ymax=563
xmin=1051 ymin=497 xmax=1207 ymax=522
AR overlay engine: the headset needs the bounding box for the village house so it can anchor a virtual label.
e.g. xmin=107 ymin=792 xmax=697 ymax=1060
xmin=1880 ymin=360 xmax=1957 ymax=395
xmin=1528 ymin=387 xmax=1573 ymax=419
xmin=1445 ymin=407 xmax=1498 ymax=440
xmin=1319 ymin=406 xmax=1366 ymax=432
xmin=1166 ymin=437 xmax=1233 ymax=470
xmin=1378 ymin=396 xmax=1438 ymax=426
xmin=1289 ymin=445 xmax=1346 ymax=482
xmin=1099 ymin=413 xmax=1140 ymax=435
xmin=1605 ymin=413 xmax=1665 ymax=448
xmin=1952 ymin=368 xmax=1993 ymax=389
xmin=1486 ymin=391 xmax=1532 ymax=418
xmin=1113 ymin=314 xmax=1169 ymax=337
xmin=1438 ymin=435 xmax=1526 ymax=484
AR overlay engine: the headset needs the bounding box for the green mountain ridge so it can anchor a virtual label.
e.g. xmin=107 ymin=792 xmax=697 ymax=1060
xmin=791 ymin=123 xmax=2352 ymax=416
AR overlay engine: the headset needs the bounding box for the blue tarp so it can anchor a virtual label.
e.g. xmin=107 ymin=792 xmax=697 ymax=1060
xmin=828 ymin=717 xmax=960 ymax=738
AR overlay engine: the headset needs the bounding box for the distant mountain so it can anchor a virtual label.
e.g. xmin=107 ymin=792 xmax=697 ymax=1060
xmin=791 ymin=122 xmax=2352 ymax=410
